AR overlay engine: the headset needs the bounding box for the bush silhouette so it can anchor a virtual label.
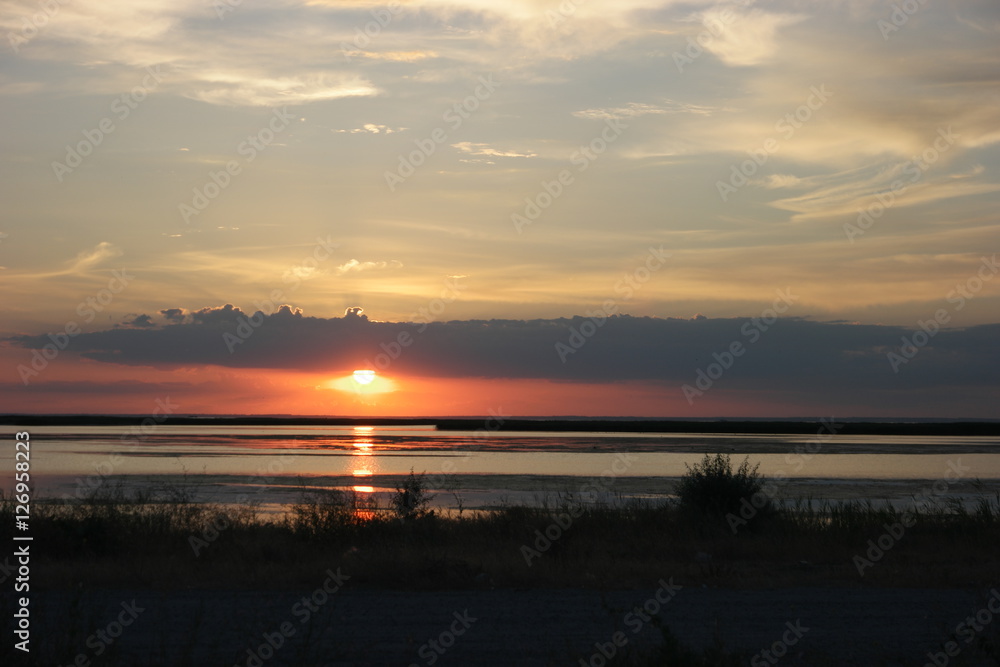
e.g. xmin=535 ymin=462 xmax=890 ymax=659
xmin=391 ymin=469 xmax=435 ymax=521
xmin=677 ymin=453 xmax=771 ymax=519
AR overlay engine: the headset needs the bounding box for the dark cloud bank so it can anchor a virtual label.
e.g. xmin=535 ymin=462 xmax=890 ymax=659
xmin=9 ymin=305 xmax=1000 ymax=394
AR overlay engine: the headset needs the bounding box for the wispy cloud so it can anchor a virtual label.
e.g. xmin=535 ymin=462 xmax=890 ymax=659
xmin=573 ymin=100 xmax=721 ymax=120
xmin=335 ymin=123 xmax=406 ymax=134
xmin=189 ymin=73 xmax=377 ymax=107
xmin=770 ymin=164 xmax=1000 ymax=221
xmin=452 ymin=142 xmax=537 ymax=159
xmin=69 ymin=242 xmax=123 ymax=274
xmin=335 ymin=259 xmax=404 ymax=275
xmin=696 ymin=6 xmax=806 ymax=67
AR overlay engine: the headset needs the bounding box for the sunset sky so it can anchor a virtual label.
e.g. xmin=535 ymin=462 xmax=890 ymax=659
xmin=1 ymin=0 xmax=998 ymax=417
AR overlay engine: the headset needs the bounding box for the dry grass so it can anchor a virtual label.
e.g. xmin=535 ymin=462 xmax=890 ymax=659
xmin=3 ymin=480 xmax=1000 ymax=666
xmin=3 ymin=479 xmax=999 ymax=591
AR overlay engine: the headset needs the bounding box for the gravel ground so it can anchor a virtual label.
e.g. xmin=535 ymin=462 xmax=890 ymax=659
xmin=6 ymin=585 xmax=999 ymax=666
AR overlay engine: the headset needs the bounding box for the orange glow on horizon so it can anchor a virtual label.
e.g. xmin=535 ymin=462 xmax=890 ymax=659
xmin=0 ymin=345 xmax=863 ymax=417
xmin=324 ymin=372 xmax=397 ymax=395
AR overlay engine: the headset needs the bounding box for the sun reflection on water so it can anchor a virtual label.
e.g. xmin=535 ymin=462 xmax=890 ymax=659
xmin=350 ymin=426 xmax=379 ymax=519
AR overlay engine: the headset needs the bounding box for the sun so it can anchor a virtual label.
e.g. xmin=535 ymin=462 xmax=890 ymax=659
xmin=323 ymin=369 xmax=395 ymax=394
xmin=352 ymin=369 xmax=376 ymax=385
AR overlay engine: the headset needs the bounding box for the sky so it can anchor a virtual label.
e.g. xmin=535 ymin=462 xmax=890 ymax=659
xmin=0 ymin=0 xmax=998 ymax=417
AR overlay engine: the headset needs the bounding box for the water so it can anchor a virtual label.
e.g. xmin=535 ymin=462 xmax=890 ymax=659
xmin=5 ymin=424 xmax=1000 ymax=511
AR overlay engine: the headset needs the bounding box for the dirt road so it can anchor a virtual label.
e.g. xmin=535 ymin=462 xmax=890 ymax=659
xmin=9 ymin=585 xmax=998 ymax=666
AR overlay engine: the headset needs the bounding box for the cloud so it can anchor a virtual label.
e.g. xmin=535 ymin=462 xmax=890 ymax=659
xmin=8 ymin=308 xmax=999 ymax=399
xmin=451 ymin=142 xmax=537 ymax=159
xmin=335 ymin=123 xmax=406 ymax=134
xmin=696 ymin=6 xmax=806 ymax=67
xmin=160 ymin=308 xmax=187 ymax=323
xmin=762 ymin=173 xmax=804 ymax=189
xmin=189 ymin=73 xmax=377 ymax=107
xmin=770 ymin=163 xmax=1000 ymax=221
xmin=3 ymin=0 xmax=999 ymax=368
xmin=0 ymin=1 xmax=381 ymax=107
xmin=68 ymin=242 xmax=122 ymax=275
xmin=335 ymin=259 xmax=404 ymax=275
xmin=118 ymin=314 xmax=156 ymax=328
xmin=342 ymin=50 xmax=437 ymax=62
xmin=572 ymin=101 xmax=720 ymax=120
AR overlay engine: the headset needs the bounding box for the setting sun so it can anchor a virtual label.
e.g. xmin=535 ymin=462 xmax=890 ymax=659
xmin=323 ymin=370 xmax=398 ymax=395
xmin=353 ymin=369 xmax=376 ymax=385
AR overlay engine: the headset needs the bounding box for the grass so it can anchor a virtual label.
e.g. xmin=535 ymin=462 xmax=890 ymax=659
xmin=2 ymin=475 xmax=999 ymax=591
xmin=3 ymin=471 xmax=1000 ymax=666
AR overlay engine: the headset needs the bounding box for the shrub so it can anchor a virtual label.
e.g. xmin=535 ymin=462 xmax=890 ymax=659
xmin=391 ymin=469 xmax=435 ymax=521
xmin=676 ymin=453 xmax=772 ymax=519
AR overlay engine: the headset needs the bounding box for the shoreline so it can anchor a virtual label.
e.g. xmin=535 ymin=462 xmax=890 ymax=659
xmin=34 ymin=472 xmax=1000 ymax=510
xmin=3 ymin=414 xmax=1000 ymax=435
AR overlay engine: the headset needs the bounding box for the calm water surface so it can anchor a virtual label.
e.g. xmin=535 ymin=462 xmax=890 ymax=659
xmin=5 ymin=425 xmax=1000 ymax=510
